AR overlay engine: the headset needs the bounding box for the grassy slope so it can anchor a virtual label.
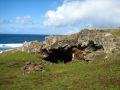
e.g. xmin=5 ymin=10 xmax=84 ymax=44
xmin=108 ymin=29 xmax=120 ymax=36
xmin=0 ymin=51 xmax=120 ymax=90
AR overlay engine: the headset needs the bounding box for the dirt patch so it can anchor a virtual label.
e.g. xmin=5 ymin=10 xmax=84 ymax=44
xmin=0 ymin=62 xmax=6 ymax=65
xmin=33 ymin=78 xmax=46 ymax=85
xmin=0 ymin=79 xmax=13 ymax=86
xmin=7 ymin=62 xmax=21 ymax=68
xmin=19 ymin=85 xmax=33 ymax=90
xmin=7 ymin=61 xmax=25 ymax=68
xmin=0 ymin=76 xmax=17 ymax=86
xmin=99 ymin=78 xmax=120 ymax=87
xmin=5 ymin=76 xmax=17 ymax=79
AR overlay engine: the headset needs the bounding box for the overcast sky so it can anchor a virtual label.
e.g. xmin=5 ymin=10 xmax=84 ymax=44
xmin=0 ymin=0 xmax=120 ymax=35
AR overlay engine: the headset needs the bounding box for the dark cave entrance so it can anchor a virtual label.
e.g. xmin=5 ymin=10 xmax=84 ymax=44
xmin=43 ymin=46 xmax=74 ymax=63
xmin=42 ymin=40 xmax=104 ymax=63
xmin=86 ymin=41 xmax=104 ymax=51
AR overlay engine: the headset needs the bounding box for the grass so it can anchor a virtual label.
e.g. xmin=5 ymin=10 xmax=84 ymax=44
xmin=0 ymin=51 xmax=120 ymax=90
xmin=108 ymin=29 xmax=120 ymax=36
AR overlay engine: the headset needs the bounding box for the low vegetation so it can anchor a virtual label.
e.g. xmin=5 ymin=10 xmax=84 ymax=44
xmin=0 ymin=51 xmax=120 ymax=90
xmin=108 ymin=28 xmax=120 ymax=36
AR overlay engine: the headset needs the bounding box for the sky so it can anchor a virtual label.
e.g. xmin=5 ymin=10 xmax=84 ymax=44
xmin=0 ymin=0 xmax=120 ymax=35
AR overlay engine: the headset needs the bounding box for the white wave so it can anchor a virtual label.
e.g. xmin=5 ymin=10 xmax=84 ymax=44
xmin=0 ymin=43 xmax=23 ymax=48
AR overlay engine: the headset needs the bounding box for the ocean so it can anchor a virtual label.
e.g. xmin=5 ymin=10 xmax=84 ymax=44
xmin=0 ymin=34 xmax=48 ymax=51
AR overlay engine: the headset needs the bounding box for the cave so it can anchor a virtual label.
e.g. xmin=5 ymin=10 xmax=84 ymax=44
xmin=43 ymin=45 xmax=76 ymax=63
xmin=86 ymin=40 xmax=104 ymax=51
xmin=42 ymin=41 xmax=104 ymax=63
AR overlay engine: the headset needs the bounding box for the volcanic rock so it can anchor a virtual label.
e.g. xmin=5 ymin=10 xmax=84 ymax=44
xmin=21 ymin=61 xmax=44 ymax=75
xmin=19 ymin=40 xmax=42 ymax=53
xmin=19 ymin=29 xmax=120 ymax=63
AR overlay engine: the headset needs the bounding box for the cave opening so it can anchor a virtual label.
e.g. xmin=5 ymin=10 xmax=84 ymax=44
xmin=43 ymin=46 xmax=76 ymax=63
xmin=42 ymin=41 xmax=104 ymax=64
xmin=86 ymin=40 xmax=104 ymax=51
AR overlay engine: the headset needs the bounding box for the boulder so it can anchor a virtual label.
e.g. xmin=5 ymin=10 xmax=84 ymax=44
xmin=84 ymin=53 xmax=95 ymax=63
xmin=72 ymin=48 xmax=86 ymax=60
xmin=19 ymin=40 xmax=42 ymax=53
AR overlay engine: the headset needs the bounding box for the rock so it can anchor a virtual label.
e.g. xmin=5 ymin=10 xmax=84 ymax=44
xmin=84 ymin=51 xmax=108 ymax=62
xmin=43 ymin=29 xmax=120 ymax=53
xmin=36 ymin=50 xmax=48 ymax=59
xmin=72 ymin=48 xmax=86 ymax=60
xmin=41 ymin=29 xmax=120 ymax=63
xmin=19 ymin=40 xmax=42 ymax=53
xmin=42 ymin=34 xmax=78 ymax=49
xmin=0 ymin=51 xmax=3 ymax=54
xmin=19 ymin=29 xmax=120 ymax=54
xmin=19 ymin=29 xmax=120 ymax=63
xmin=84 ymin=53 xmax=95 ymax=63
xmin=21 ymin=61 xmax=45 ymax=75
xmin=77 ymin=30 xmax=120 ymax=53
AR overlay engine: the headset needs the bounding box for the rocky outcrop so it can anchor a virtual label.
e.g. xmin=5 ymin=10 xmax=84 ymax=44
xmin=19 ymin=29 xmax=120 ymax=63
xmin=41 ymin=29 xmax=120 ymax=63
xmin=43 ymin=34 xmax=78 ymax=49
xmin=77 ymin=30 xmax=120 ymax=53
xmin=43 ymin=29 xmax=120 ymax=53
xmin=19 ymin=40 xmax=42 ymax=53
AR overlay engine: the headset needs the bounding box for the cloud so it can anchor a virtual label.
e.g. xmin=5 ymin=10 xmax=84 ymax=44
xmin=0 ymin=16 xmax=33 ymax=24
xmin=44 ymin=0 xmax=120 ymax=28
xmin=0 ymin=18 xmax=9 ymax=24
xmin=13 ymin=16 xmax=33 ymax=24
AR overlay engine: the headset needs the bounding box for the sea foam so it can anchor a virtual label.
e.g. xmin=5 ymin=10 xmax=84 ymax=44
xmin=0 ymin=43 xmax=23 ymax=51
xmin=0 ymin=43 xmax=23 ymax=48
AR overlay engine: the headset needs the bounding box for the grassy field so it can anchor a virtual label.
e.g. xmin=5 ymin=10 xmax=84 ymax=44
xmin=0 ymin=51 xmax=120 ymax=90
xmin=108 ymin=29 xmax=120 ymax=36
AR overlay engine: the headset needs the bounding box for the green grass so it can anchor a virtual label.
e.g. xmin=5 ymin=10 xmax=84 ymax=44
xmin=108 ymin=29 xmax=120 ymax=36
xmin=0 ymin=50 xmax=39 ymax=61
xmin=0 ymin=51 xmax=120 ymax=90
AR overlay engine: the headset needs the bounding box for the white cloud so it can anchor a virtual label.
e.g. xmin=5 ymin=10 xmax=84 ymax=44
xmin=44 ymin=0 xmax=120 ymax=27
xmin=14 ymin=16 xmax=33 ymax=24
xmin=0 ymin=16 xmax=33 ymax=24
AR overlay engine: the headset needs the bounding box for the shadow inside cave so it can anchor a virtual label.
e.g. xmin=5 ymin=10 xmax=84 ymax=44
xmin=43 ymin=46 xmax=74 ymax=63
xmin=43 ymin=40 xmax=104 ymax=63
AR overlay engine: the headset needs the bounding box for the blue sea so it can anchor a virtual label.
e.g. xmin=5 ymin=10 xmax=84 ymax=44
xmin=0 ymin=34 xmax=48 ymax=51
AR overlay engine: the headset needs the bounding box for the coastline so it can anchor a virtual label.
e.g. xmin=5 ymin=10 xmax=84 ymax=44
xmin=0 ymin=43 xmax=23 ymax=54
xmin=0 ymin=43 xmax=23 ymax=48
xmin=0 ymin=34 xmax=48 ymax=53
